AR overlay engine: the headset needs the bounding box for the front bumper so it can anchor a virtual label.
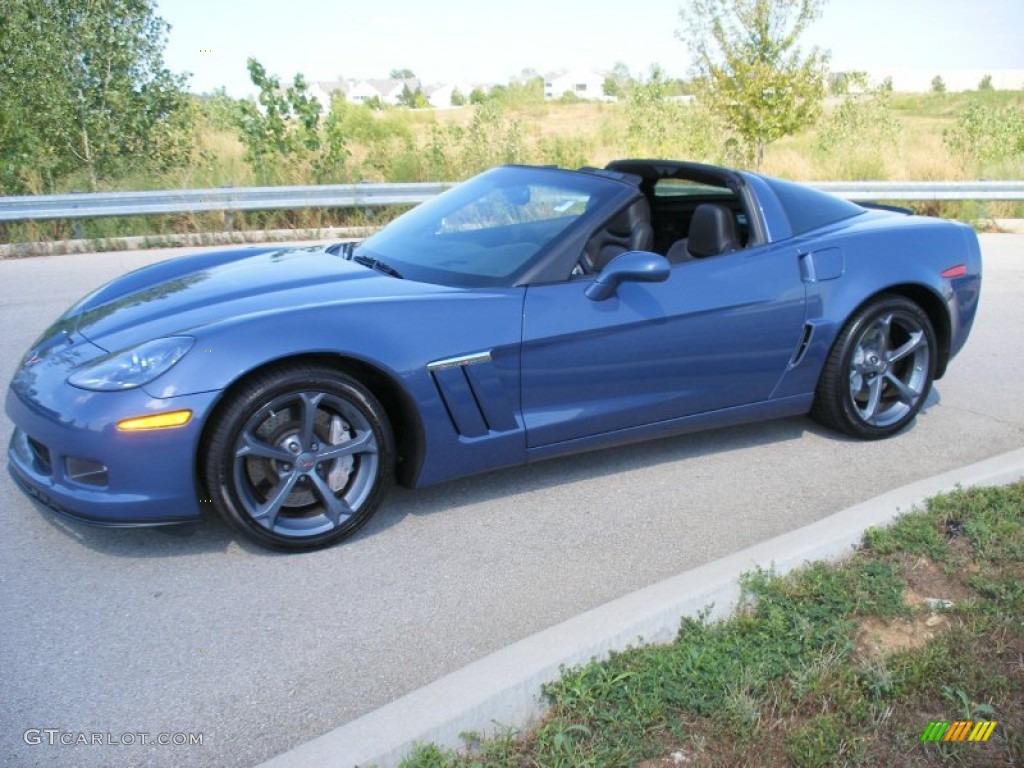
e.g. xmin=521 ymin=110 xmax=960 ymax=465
xmin=6 ymin=383 xmax=220 ymax=526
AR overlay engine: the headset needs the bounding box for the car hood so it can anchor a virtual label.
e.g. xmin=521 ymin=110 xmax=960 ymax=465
xmin=54 ymin=245 xmax=450 ymax=350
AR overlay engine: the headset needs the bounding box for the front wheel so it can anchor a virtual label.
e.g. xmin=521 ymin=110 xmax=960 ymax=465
xmin=203 ymin=365 xmax=394 ymax=551
xmin=812 ymin=295 xmax=937 ymax=439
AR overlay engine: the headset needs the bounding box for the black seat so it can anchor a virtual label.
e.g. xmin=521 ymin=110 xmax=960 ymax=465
xmin=583 ymin=198 xmax=654 ymax=273
xmin=666 ymin=203 xmax=741 ymax=263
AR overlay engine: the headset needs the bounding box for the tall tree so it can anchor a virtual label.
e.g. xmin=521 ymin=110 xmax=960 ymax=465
xmin=0 ymin=0 xmax=192 ymax=193
xmin=677 ymin=0 xmax=828 ymax=170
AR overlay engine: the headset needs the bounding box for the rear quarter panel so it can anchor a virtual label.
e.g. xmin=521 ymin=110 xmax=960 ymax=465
xmin=770 ymin=211 xmax=981 ymax=399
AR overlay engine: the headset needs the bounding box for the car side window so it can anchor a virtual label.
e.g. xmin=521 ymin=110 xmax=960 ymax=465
xmin=649 ymin=179 xmax=747 ymax=264
xmin=653 ymin=178 xmax=735 ymax=200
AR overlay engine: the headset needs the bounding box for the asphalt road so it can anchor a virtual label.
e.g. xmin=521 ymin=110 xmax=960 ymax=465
xmin=1 ymin=236 xmax=1022 ymax=768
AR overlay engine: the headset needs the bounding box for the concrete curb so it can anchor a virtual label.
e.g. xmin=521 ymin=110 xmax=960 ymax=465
xmin=992 ymin=218 xmax=1024 ymax=234
xmin=258 ymin=447 xmax=1024 ymax=768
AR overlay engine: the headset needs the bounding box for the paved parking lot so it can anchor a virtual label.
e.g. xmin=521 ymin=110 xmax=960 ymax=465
xmin=1 ymin=236 xmax=1021 ymax=767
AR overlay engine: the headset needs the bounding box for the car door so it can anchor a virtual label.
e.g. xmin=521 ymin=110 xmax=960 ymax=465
xmin=520 ymin=242 xmax=807 ymax=448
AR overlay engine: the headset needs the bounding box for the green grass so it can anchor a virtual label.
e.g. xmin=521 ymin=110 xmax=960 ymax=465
xmin=4 ymin=90 xmax=1023 ymax=248
xmin=888 ymin=89 xmax=1024 ymax=120
xmin=395 ymin=482 xmax=1024 ymax=767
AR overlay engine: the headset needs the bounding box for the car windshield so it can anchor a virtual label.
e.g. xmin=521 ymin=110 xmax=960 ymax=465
xmin=353 ymin=166 xmax=620 ymax=287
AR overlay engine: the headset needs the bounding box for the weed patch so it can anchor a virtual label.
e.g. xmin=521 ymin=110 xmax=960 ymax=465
xmin=396 ymin=482 xmax=1024 ymax=767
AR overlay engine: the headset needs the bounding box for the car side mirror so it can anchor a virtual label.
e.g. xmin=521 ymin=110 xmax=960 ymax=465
xmin=585 ymin=251 xmax=670 ymax=301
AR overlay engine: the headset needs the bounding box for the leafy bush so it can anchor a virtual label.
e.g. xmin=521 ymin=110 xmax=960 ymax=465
xmin=626 ymin=66 xmax=719 ymax=161
xmin=195 ymin=89 xmax=242 ymax=133
xmin=235 ymin=59 xmax=348 ymax=184
xmin=497 ymin=77 xmax=546 ymax=110
xmin=422 ymin=102 xmax=526 ymax=180
xmin=816 ymin=76 xmax=902 ymax=178
xmin=398 ymin=84 xmax=429 ymax=109
xmin=943 ymin=103 xmax=1024 ymax=166
xmin=535 ymin=136 xmax=592 ymax=169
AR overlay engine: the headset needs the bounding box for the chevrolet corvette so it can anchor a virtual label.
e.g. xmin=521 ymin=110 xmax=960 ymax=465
xmin=6 ymin=160 xmax=983 ymax=550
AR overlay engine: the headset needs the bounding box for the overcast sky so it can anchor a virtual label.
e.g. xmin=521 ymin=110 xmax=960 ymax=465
xmin=156 ymin=0 xmax=1024 ymax=96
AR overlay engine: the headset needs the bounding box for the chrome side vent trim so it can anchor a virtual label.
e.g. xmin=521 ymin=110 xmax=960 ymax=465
xmin=428 ymin=350 xmax=516 ymax=437
xmin=427 ymin=351 xmax=492 ymax=372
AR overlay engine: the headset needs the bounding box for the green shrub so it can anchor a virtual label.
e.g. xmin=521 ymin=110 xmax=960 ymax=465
xmin=944 ymin=103 xmax=1024 ymax=166
xmin=816 ymin=76 xmax=902 ymax=179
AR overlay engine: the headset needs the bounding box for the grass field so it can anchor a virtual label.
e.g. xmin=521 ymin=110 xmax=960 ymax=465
xmin=3 ymin=90 xmax=1023 ymax=246
xmin=176 ymin=90 xmax=1024 ymax=185
xmin=397 ymin=482 xmax=1024 ymax=768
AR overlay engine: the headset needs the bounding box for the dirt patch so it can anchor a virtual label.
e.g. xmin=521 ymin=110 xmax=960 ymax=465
xmin=900 ymin=556 xmax=975 ymax=606
xmin=636 ymin=715 xmax=797 ymax=768
xmin=856 ymin=614 xmax=949 ymax=658
xmin=855 ymin=556 xmax=971 ymax=659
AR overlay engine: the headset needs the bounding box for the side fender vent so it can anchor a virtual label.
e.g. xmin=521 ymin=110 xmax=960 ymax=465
xmin=789 ymin=323 xmax=813 ymax=367
xmin=428 ymin=351 xmax=517 ymax=438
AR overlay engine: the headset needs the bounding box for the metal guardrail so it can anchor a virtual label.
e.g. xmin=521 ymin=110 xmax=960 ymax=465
xmin=810 ymin=181 xmax=1024 ymax=201
xmin=0 ymin=180 xmax=1021 ymax=223
xmin=0 ymin=182 xmax=454 ymax=222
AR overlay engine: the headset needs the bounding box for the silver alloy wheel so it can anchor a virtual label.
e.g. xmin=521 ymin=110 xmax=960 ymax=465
xmin=231 ymin=390 xmax=379 ymax=538
xmin=848 ymin=311 xmax=930 ymax=428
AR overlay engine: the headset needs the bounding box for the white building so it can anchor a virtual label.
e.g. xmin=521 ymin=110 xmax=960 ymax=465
xmin=366 ymin=77 xmax=421 ymax=105
xmin=543 ymin=69 xmax=612 ymax=101
xmin=307 ymin=81 xmax=343 ymax=112
xmin=305 ymin=77 xmax=424 ymax=110
xmin=343 ymin=79 xmax=387 ymax=105
xmin=424 ymin=82 xmax=474 ymax=108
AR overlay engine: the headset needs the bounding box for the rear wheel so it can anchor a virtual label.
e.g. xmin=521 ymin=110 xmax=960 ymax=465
xmin=203 ymin=365 xmax=394 ymax=550
xmin=812 ymin=295 xmax=936 ymax=439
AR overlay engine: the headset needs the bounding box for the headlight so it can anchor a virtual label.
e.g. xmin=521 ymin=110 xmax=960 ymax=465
xmin=68 ymin=337 xmax=195 ymax=391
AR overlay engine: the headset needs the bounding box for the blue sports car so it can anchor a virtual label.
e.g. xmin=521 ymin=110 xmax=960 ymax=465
xmin=6 ymin=161 xmax=982 ymax=550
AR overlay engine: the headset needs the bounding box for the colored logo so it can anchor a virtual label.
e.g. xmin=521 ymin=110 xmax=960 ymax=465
xmin=921 ymin=721 xmax=997 ymax=742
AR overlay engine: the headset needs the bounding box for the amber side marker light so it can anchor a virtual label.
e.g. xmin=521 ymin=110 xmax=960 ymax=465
xmin=941 ymin=264 xmax=968 ymax=278
xmin=117 ymin=410 xmax=192 ymax=431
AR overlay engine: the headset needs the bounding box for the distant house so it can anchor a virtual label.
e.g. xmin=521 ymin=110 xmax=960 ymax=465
xmin=424 ymin=82 xmax=474 ymax=108
xmin=362 ymin=77 xmax=421 ymax=105
xmin=308 ymin=81 xmax=344 ymax=112
xmin=543 ymin=69 xmax=612 ymax=101
xmin=304 ymin=77 xmax=425 ymax=110
xmin=343 ymin=79 xmax=386 ymax=105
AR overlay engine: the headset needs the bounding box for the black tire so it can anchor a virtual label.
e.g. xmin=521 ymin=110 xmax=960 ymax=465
xmin=203 ymin=364 xmax=394 ymax=551
xmin=812 ymin=295 xmax=937 ymax=440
